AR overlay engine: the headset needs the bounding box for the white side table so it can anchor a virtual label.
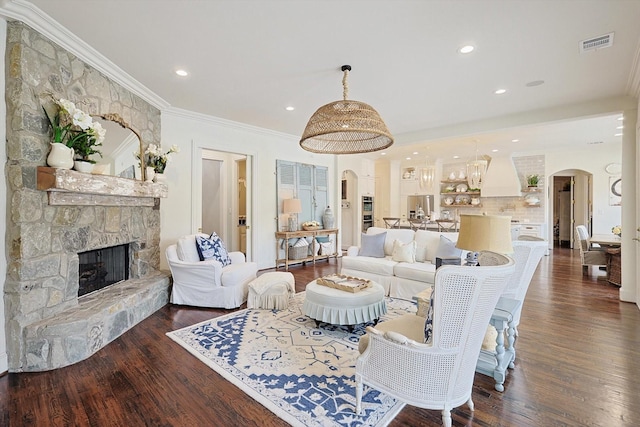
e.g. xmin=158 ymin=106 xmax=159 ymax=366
xmin=476 ymin=297 xmax=522 ymax=392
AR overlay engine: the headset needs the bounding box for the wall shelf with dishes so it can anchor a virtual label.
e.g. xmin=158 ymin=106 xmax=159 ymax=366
xmin=523 ymin=193 xmax=541 ymax=207
xmin=440 ymin=180 xmax=481 ymax=208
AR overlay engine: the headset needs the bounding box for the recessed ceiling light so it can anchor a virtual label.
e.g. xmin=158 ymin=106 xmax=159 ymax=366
xmin=406 ymin=157 xmax=411 ymax=160
xmin=494 ymin=89 xmax=507 ymax=95
xmin=285 ymin=106 xmax=295 ymax=111
xmin=458 ymin=45 xmax=475 ymax=54
xmin=617 ymin=116 xmax=624 ymax=121
xmin=616 ymin=125 xmax=623 ymax=129
xmin=615 ymin=133 xmax=623 ymax=137
xmin=380 ymin=152 xmax=386 ymax=156
xmin=175 ymin=69 xmax=188 ymax=77
xmin=453 ymin=155 xmax=460 ymax=159
xmin=412 ymin=151 xmax=419 ymax=155
xmin=492 ymin=149 xmax=499 ymax=152
xmin=511 ymin=139 xmax=519 ymax=143
xmin=525 ymin=80 xmax=545 ymax=87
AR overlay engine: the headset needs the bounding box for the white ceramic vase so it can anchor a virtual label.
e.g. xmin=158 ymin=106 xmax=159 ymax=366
xmin=322 ymin=206 xmax=334 ymax=229
xmin=145 ymin=166 xmax=155 ymax=182
xmin=73 ymin=160 xmax=94 ymax=173
xmin=47 ymin=143 xmax=74 ymax=169
xmin=153 ymin=173 xmax=166 ymax=183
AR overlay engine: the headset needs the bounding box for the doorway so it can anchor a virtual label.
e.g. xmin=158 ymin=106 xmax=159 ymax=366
xmin=196 ymin=148 xmax=252 ymax=260
xmin=551 ymin=171 xmax=592 ymax=249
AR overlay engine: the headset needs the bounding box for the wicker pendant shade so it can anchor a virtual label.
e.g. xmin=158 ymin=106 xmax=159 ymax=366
xmin=300 ymin=65 xmax=393 ymax=154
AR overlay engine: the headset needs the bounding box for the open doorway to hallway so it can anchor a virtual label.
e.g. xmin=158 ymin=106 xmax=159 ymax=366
xmin=199 ymin=149 xmax=252 ymax=260
xmin=551 ymin=171 xmax=591 ymax=249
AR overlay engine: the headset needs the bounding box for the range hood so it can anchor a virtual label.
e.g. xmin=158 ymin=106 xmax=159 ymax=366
xmin=480 ymin=155 xmax=522 ymax=197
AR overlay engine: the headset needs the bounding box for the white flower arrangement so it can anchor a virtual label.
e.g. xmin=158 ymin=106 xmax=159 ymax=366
xmin=302 ymin=221 xmax=320 ymax=227
xmin=136 ymin=143 xmax=180 ymax=173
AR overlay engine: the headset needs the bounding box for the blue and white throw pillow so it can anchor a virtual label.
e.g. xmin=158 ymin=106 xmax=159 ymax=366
xmin=424 ymin=287 xmax=435 ymax=344
xmin=195 ymin=232 xmax=232 ymax=266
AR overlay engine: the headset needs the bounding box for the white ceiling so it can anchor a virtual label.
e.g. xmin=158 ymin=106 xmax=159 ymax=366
xmin=22 ymin=0 xmax=640 ymax=163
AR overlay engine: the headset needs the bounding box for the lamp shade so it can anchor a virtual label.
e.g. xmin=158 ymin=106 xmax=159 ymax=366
xmin=299 ymin=100 xmax=394 ymax=154
xmin=456 ymin=214 xmax=513 ymax=254
xmin=299 ymin=65 xmax=393 ymax=154
xmin=283 ymin=198 xmax=302 ymax=214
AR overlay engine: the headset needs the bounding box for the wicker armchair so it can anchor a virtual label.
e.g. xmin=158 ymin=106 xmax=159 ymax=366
xmin=355 ymin=253 xmax=515 ymax=427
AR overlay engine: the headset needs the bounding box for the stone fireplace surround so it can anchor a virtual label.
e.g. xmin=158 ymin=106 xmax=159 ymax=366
xmin=5 ymin=22 xmax=170 ymax=371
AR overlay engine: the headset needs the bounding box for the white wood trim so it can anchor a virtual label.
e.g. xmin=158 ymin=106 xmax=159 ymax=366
xmin=0 ymin=0 xmax=168 ymax=110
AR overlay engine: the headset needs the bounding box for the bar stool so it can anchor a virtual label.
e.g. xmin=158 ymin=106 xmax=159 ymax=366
xmin=436 ymin=219 xmax=458 ymax=232
xmin=382 ymin=217 xmax=401 ymax=228
xmin=408 ymin=218 xmax=428 ymax=231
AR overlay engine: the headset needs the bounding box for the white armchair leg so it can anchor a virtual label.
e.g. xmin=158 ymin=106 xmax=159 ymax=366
xmin=442 ymin=409 xmax=452 ymax=427
xmin=467 ymin=397 xmax=474 ymax=411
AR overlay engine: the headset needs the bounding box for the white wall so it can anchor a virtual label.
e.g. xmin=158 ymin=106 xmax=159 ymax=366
xmin=159 ymin=109 xmax=337 ymax=271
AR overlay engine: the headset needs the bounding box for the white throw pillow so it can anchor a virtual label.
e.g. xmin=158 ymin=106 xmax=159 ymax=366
xmin=392 ymin=239 xmax=416 ymax=263
xmin=435 ymin=235 xmax=462 ymax=259
xmin=359 ymin=232 xmax=386 ymax=258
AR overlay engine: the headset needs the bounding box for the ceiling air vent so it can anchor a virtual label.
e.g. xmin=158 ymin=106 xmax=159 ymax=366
xmin=579 ymin=32 xmax=614 ymax=53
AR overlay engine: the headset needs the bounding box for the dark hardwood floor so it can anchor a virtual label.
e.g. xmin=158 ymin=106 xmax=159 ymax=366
xmin=1 ymin=247 xmax=639 ymax=426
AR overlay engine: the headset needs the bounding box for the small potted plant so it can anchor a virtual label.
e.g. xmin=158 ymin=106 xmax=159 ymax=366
xmin=526 ymin=174 xmax=540 ymax=188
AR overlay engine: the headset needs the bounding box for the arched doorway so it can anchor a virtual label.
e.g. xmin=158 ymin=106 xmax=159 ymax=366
xmin=549 ymin=169 xmax=592 ymax=249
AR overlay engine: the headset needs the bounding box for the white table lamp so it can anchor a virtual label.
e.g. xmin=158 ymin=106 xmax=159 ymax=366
xmin=283 ymin=199 xmax=302 ymax=232
xmin=456 ymin=214 xmax=513 ymax=265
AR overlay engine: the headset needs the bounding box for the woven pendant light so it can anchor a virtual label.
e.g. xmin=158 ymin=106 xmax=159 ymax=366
xmin=300 ymin=65 xmax=394 ymax=154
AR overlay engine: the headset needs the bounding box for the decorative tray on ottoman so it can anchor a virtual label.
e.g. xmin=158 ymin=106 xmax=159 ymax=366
xmin=316 ymin=274 xmax=371 ymax=293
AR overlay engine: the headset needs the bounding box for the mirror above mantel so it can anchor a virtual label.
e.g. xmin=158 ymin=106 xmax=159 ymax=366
xmin=90 ymin=113 xmax=145 ymax=181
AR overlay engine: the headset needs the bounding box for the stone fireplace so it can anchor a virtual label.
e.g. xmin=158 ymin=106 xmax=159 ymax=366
xmin=4 ymin=22 xmax=170 ymax=371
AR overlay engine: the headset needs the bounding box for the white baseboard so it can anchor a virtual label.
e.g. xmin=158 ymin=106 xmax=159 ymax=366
xmin=0 ymin=351 xmax=7 ymax=374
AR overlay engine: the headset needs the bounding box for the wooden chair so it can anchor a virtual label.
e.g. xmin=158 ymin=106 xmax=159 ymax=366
xmin=355 ymin=254 xmax=515 ymax=427
xmin=382 ymin=217 xmax=401 ymax=228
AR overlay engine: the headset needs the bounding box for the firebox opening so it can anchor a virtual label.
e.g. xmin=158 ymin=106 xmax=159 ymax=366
xmin=78 ymin=244 xmax=130 ymax=297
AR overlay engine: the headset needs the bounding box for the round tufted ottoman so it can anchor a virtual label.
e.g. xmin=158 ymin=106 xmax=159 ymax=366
xmin=247 ymin=272 xmax=295 ymax=310
xmin=302 ymin=280 xmax=386 ymax=328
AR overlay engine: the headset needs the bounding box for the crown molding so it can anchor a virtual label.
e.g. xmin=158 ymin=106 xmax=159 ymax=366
xmin=626 ymin=39 xmax=640 ymax=98
xmin=0 ymin=0 xmax=169 ymax=110
xmin=163 ymin=107 xmax=298 ymax=141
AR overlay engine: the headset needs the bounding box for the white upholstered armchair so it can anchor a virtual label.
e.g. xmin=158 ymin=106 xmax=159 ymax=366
xmin=166 ymin=234 xmax=258 ymax=309
xmin=575 ymin=225 xmax=607 ymax=274
xmin=355 ymin=253 xmax=515 ymax=427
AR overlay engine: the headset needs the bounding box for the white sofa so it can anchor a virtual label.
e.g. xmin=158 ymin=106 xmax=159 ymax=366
xmin=341 ymin=227 xmax=463 ymax=299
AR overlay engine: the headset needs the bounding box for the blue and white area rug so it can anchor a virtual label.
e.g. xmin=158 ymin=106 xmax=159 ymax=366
xmin=166 ymin=293 xmax=416 ymax=427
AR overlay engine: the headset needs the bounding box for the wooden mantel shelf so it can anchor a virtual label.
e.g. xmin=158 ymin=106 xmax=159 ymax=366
xmin=37 ymin=167 xmax=167 ymax=206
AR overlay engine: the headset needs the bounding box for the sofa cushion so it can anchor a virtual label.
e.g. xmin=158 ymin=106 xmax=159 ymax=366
xmin=392 ymin=239 xmax=416 ymax=263
xmin=413 ymin=230 xmax=459 ymax=263
xmin=176 ymin=235 xmax=201 ymax=262
xmin=393 ymin=261 xmax=436 ymax=283
xmin=435 ymin=235 xmax=462 ymax=259
xmin=342 ymin=255 xmax=397 ymax=277
xmin=367 ymin=227 xmax=414 ymax=256
xmin=359 ymin=232 xmax=386 ymax=257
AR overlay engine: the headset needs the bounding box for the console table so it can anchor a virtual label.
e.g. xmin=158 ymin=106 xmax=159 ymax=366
xmin=275 ymin=228 xmax=339 ymax=271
